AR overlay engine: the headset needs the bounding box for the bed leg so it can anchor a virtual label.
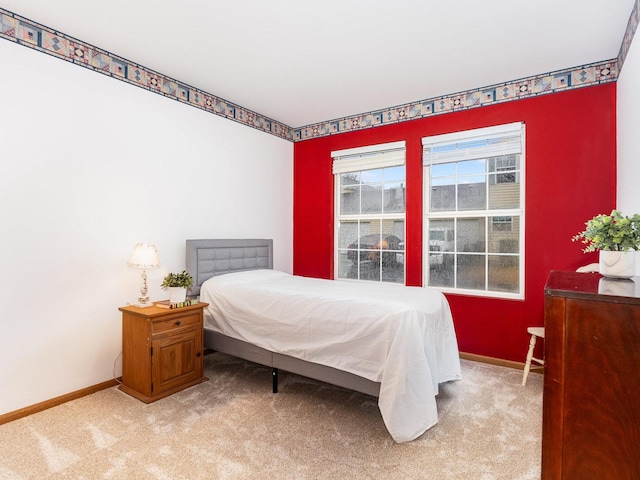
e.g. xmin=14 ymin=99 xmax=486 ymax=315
xmin=272 ymin=368 xmax=278 ymax=393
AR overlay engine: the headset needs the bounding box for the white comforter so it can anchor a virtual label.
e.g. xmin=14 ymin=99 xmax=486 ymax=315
xmin=200 ymin=269 xmax=461 ymax=443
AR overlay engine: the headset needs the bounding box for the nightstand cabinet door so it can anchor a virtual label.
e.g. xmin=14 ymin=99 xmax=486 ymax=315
xmin=119 ymin=303 xmax=208 ymax=403
xmin=152 ymin=328 xmax=203 ymax=395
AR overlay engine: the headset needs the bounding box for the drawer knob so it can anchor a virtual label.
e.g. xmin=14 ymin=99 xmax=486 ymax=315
xmin=175 ymin=320 xmax=181 ymax=326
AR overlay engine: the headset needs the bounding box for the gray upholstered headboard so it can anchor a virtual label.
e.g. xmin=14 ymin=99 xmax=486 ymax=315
xmin=186 ymin=239 xmax=273 ymax=297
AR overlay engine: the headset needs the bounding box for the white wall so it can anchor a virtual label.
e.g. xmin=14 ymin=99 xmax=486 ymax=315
xmin=617 ymin=29 xmax=640 ymax=274
xmin=0 ymin=39 xmax=293 ymax=415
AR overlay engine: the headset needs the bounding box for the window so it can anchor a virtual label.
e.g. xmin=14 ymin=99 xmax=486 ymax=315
xmin=491 ymin=216 xmax=513 ymax=232
xmin=333 ymin=141 xmax=406 ymax=284
xmin=422 ymin=123 xmax=525 ymax=298
xmin=492 ymin=156 xmax=518 ymax=184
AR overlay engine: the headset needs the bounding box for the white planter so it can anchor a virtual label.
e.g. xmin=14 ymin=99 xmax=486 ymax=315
xmin=168 ymin=286 xmax=187 ymax=303
xmin=599 ymin=250 xmax=636 ymax=278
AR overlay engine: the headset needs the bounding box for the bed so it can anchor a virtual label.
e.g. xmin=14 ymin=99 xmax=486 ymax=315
xmin=186 ymin=238 xmax=461 ymax=443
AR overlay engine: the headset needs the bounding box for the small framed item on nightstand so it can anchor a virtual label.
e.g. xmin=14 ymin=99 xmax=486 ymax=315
xmin=118 ymin=302 xmax=208 ymax=403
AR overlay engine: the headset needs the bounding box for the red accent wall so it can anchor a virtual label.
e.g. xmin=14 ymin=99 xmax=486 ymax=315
xmin=293 ymin=84 xmax=617 ymax=362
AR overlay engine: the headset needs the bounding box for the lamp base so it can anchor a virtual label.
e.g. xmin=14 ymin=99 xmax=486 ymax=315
xmin=135 ymin=301 xmax=154 ymax=308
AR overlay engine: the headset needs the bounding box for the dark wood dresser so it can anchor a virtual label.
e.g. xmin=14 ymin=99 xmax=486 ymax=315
xmin=543 ymin=271 xmax=640 ymax=479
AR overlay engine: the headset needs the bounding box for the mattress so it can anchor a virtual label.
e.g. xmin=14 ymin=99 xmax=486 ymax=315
xmin=200 ymin=269 xmax=461 ymax=442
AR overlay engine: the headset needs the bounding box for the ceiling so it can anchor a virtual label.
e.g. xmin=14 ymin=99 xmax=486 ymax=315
xmin=2 ymin=0 xmax=635 ymax=128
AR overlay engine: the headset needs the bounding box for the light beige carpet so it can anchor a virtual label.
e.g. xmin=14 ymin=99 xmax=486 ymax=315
xmin=0 ymin=354 xmax=542 ymax=479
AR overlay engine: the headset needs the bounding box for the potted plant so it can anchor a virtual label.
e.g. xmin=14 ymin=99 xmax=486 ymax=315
xmin=161 ymin=270 xmax=194 ymax=303
xmin=572 ymin=210 xmax=640 ymax=278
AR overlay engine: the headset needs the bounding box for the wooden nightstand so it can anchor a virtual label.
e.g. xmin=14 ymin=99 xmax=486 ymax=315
xmin=118 ymin=302 xmax=208 ymax=403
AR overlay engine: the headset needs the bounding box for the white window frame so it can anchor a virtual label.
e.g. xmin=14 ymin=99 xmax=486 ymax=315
xmin=422 ymin=123 xmax=525 ymax=299
xmin=332 ymin=141 xmax=406 ymax=284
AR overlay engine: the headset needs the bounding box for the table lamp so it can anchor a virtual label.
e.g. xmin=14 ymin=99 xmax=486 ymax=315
xmin=128 ymin=243 xmax=160 ymax=307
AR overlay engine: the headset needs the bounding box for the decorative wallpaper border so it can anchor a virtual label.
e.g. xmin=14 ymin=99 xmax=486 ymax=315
xmin=618 ymin=0 xmax=640 ymax=70
xmin=1 ymin=4 xmax=638 ymax=143
xmin=292 ymin=60 xmax=618 ymax=141
xmin=0 ymin=8 xmax=293 ymax=141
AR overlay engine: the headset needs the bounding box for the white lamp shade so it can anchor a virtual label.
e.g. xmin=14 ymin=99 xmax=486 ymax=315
xmin=128 ymin=243 xmax=160 ymax=269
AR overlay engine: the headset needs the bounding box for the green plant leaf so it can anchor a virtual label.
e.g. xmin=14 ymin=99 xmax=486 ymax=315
xmin=161 ymin=270 xmax=194 ymax=289
xmin=572 ymin=210 xmax=640 ymax=253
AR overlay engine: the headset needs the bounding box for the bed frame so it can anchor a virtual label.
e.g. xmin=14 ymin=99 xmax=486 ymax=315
xmin=186 ymin=239 xmax=381 ymax=397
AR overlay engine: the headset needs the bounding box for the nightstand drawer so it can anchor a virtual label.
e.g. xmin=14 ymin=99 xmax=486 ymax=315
xmin=152 ymin=312 xmax=201 ymax=334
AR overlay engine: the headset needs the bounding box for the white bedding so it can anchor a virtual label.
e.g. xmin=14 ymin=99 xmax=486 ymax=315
xmin=200 ymin=269 xmax=461 ymax=443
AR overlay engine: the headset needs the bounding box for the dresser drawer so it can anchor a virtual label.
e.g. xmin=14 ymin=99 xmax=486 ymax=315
xmin=152 ymin=312 xmax=201 ymax=334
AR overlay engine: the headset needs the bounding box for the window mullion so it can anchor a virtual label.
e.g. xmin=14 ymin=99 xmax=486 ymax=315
xmin=485 ymin=217 xmax=489 ymax=292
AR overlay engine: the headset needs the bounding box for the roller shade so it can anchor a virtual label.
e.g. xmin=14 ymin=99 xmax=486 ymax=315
xmin=422 ymin=122 xmax=523 ymax=166
xmin=332 ymin=141 xmax=405 ymax=174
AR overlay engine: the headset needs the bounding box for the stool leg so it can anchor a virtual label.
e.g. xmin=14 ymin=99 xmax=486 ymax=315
xmin=522 ymin=334 xmax=537 ymax=386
